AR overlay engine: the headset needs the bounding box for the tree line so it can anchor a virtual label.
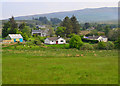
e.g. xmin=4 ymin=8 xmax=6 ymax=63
xmin=2 ymin=16 xmax=31 ymax=40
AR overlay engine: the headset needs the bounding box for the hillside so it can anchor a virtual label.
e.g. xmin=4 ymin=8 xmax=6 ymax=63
xmin=13 ymin=7 xmax=118 ymax=23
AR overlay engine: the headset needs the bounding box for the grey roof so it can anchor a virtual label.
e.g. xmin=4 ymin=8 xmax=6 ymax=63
xmin=32 ymin=30 xmax=41 ymax=33
xmin=101 ymin=36 xmax=107 ymax=38
xmin=32 ymin=29 xmax=49 ymax=33
xmin=87 ymin=36 xmax=107 ymax=40
xmin=47 ymin=37 xmax=60 ymax=41
xmin=9 ymin=34 xmax=23 ymax=39
xmin=87 ymin=36 xmax=99 ymax=39
xmin=36 ymin=25 xmax=46 ymax=28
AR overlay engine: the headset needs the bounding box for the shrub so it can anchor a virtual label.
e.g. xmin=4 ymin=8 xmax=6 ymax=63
xmin=98 ymin=42 xmax=106 ymax=50
xmin=106 ymin=41 xmax=114 ymax=50
xmin=114 ymin=37 xmax=120 ymax=49
xmin=33 ymin=38 xmax=41 ymax=45
xmin=38 ymin=36 xmax=46 ymax=43
xmin=69 ymin=35 xmax=83 ymax=49
xmin=92 ymin=44 xmax=99 ymax=50
xmin=36 ymin=41 xmax=41 ymax=45
xmin=80 ymin=44 xmax=94 ymax=50
xmin=97 ymin=41 xmax=115 ymax=50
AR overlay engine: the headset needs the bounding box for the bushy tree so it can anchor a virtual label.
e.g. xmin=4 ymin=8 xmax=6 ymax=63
xmin=69 ymin=35 xmax=83 ymax=49
xmin=50 ymin=18 xmax=62 ymax=25
xmin=106 ymin=41 xmax=114 ymax=50
xmin=83 ymin=23 xmax=91 ymax=30
xmin=19 ymin=22 xmax=26 ymax=30
xmin=21 ymin=26 xmax=31 ymax=37
xmin=70 ymin=15 xmax=80 ymax=34
xmin=2 ymin=16 xmax=18 ymax=37
xmin=98 ymin=42 xmax=106 ymax=50
xmin=55 ymin=27 xmax=66 ymax=37
xmin=2 ymin=22 xmax=10 ymax=37
xmin=114 ymin=37 xmax=120 ymax=49
xmin=61 ymin=16 xmax=73 ymax=36
xmin=22 ymin=33 xmax=28 ymax=41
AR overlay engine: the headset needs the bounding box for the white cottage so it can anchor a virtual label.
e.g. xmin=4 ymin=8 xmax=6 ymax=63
xmin=84 ymin=35 xmax=108 ymax=42
xmin=44 ymin=37 xmax=66 ymax=44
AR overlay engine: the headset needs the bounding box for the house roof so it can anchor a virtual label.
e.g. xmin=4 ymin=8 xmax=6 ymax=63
xmin=32 ymin=29 xmax=49 ymax=33
xmin=9 ymin=34 xmax=23 ymax=39
xmin=47 ymin=37 xmax=61 ymax=41
xmin=87 ymin=36 xmax=99 ymax=39
xmin=32 ymin=30 xmax=41 ymax=33
xmin=87 ymin=36 xmax=107 ymax=40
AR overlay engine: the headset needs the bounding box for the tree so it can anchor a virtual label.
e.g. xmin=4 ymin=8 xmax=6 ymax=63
xmin=84 ymin=23 xmax=91 ymax=30
xmin=9 ymin=16 xmax=18 ymax=29
xmin=69 ymin=35 xmax=83 ymax=49
xmin=50 ymin=18 xmax=62 ymax=25
xmin=38 ymin=17 xmax=51 ymax=25
xmin=104 ymin=25 xmax=110 ymax=36
xmin=48 ymin=28 xmax=55 ymax=37
xmin=61 ymin=16 xmax=73 ymax=36
xmin=8 ymin=16 xmax=18 ymax=34
xmin=55 ymin=27 xmax=66 ymax=37
xmin=98 ymin=42 xmax=106 ymax=50
xmin=19 ymin=22 xmax=26 ymax=30
xmin=21 ymin=26 xmax=31 ymax=37
xmin=70 ymin=15 xmax=80 ymax=34
xmin=2 ymin=22 xmax=10 ymax=37
xmin=114 ymin=36 xmax=120 ymax=49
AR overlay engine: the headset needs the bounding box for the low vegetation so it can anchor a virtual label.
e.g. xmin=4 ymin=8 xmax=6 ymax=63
xmin=2 ymin=44 xmax=118 ymax=84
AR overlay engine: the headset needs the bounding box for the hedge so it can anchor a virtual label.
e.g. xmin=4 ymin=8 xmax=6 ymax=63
xmin=82 ymin=38 xmax=99 ymax=44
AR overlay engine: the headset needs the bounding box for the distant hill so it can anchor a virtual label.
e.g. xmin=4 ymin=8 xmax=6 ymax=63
xmin=12 ymin=7 xmax=118 ymax=23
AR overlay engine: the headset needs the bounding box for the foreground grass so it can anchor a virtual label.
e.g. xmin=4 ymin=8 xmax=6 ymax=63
xmin=2 ymin=45 xmax=118 ymax=84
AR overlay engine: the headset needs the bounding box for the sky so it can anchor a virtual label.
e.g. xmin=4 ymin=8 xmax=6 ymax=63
xmin=0 ymin=0 xmax=119 ymax=20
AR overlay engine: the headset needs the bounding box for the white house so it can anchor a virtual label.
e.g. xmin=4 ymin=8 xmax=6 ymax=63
xmin=44 ymin=37 xmax=66 ymax=44
xmin=84 ymin=35 xmax=108 ymax=42
xmin=32 ymin=29 xmax=49 ymax=37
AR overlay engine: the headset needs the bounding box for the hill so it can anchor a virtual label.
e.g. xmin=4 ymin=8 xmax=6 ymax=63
xmin=13 ymin=7 xmax=118 ymax=23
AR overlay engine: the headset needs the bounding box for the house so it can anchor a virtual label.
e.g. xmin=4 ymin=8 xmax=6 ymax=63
xmin=36 ymin=25 xmax=46 ymax=29
xmin=44 ymin=37 xmax=66 ymax=44
xmin=5 ymin=34 xmax=23 ymax=42
xmin=32 ymin=29 xmax=49 ymax=37
xmin=84 ymin=35 xmax=108 ymax=42
xmin=87 ymin=27 xmax=95 ymax=31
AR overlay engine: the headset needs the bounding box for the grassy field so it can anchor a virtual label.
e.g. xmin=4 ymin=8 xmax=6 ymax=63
xmin=2 ymin=44 xmax=118 ymax=84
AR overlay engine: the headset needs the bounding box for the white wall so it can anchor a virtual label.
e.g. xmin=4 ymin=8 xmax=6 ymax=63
xmin=44 ymin=37 xmax=66 ymax=44
xmin=44 ymin=38 xmax=50 ymax=44
xmin=58 ymin=38 xmax=66 ymax=44
xmin=97 ymin=36 xmax=108 ymax=42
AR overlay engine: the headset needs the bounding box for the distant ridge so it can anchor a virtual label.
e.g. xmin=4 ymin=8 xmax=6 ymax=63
xmin=13 ymin=7 xmax=118 ymax=23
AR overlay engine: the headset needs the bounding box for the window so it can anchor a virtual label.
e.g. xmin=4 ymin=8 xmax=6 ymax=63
xmin=61 ymin=40 xmax=63 ymax=42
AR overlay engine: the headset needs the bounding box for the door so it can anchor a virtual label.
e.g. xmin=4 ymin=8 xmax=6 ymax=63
xmin=56 ymin=41 xmax=58 ymax=44
xmin=14 ymin=39 xmax=16 ymax=42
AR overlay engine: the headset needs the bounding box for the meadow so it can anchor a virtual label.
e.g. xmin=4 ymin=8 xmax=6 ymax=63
xmin=2 ymin=44 xmax=118 ymax=84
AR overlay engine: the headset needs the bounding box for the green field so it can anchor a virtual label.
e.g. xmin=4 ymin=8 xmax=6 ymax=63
xmin=2 ymin=44 xmax=118 ymax=84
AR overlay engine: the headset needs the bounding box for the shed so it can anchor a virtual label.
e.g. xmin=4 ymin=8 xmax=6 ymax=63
xmin=6 ymin=34 xmax=23 ymax=42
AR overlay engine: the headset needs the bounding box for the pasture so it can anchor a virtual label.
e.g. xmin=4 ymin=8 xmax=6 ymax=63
xmin=2 ymin=44 xmax=118 ymax=84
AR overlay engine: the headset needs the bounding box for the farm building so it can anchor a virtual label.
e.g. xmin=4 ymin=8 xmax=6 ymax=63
xmin=44 ymin=37 xmax=66 ymax=44
xmin=84 ymin=35 xmax=108 ymax=42
xmin=5 ymin=34 xmax=23 ymax=42
xmin=32 ymin=29 xmax=49 ymax=37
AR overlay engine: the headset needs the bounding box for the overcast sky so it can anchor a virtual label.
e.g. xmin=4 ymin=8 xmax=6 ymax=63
xmin=0 ymin=0 xmax=119 ymax=19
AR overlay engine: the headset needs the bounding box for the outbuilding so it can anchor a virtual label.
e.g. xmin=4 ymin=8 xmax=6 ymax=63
xmin=44 ymin=37 xmax=66 ymax=44
xmin=6 ymin=34 xmax=23 ymax=42
xmin=84 ymin=35 xmax=108 ymax=42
